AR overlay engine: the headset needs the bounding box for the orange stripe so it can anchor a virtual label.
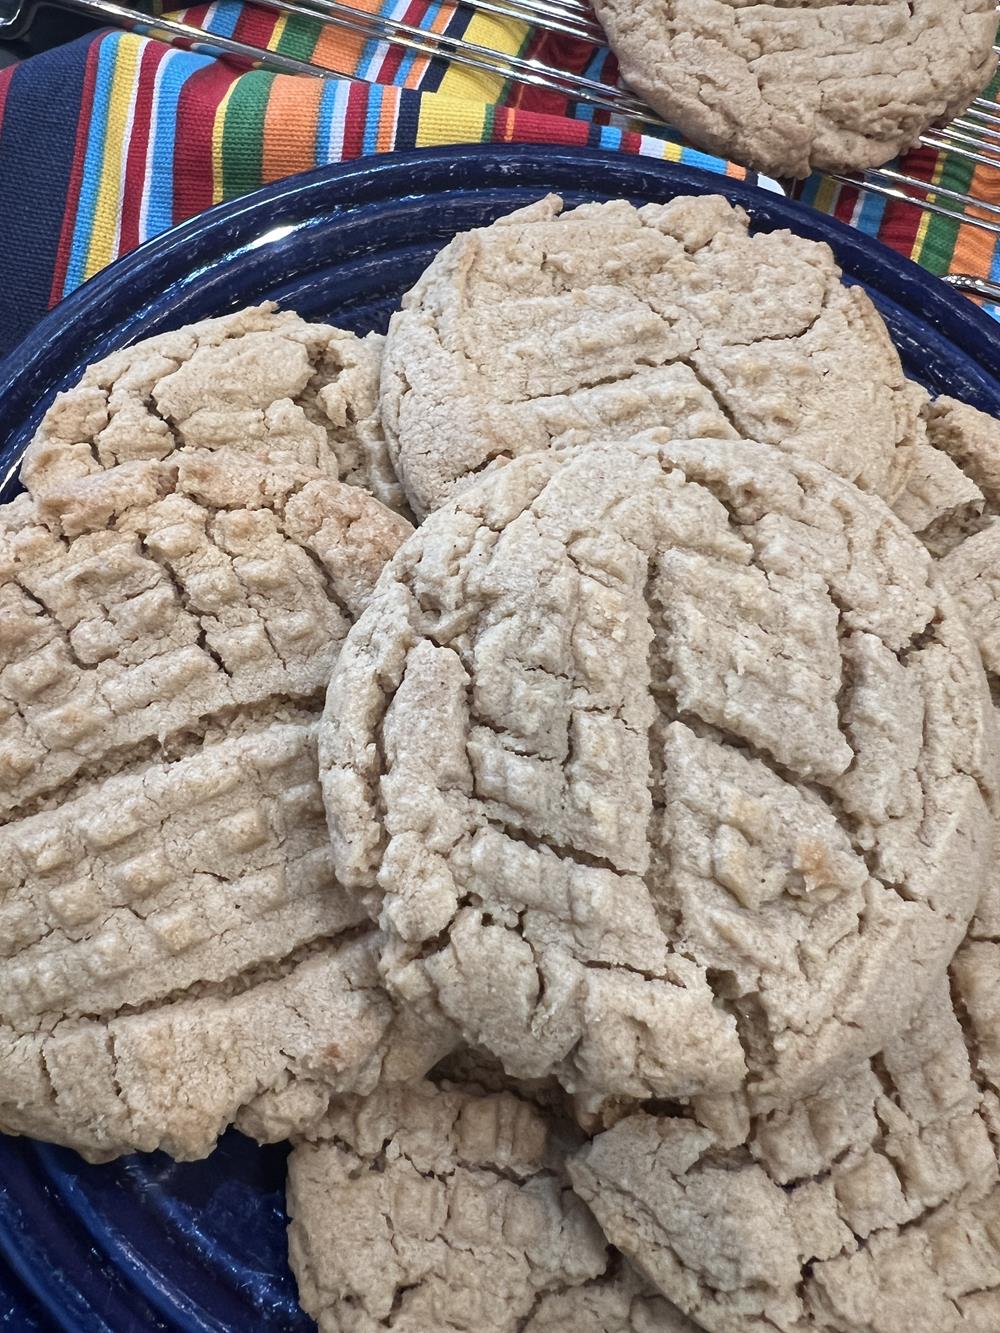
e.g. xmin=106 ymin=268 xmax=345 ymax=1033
xmin=403 ymin=2 xmax=457 ymax=90
xmin=949 ymin=156 xmax=1000 ymax=279
xmin=261 ymin=75 xmax=323 ymax=183
xmin=376 ymin=87 xmax=399 ymax=152
xmin=312 ymin=0 xmax=382 ymax=74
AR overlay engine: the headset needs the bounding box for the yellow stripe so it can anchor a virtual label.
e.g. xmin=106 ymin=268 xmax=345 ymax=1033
xmin=268 ymin=14 xmax=289 ymax=50
xmin=910 ymin=155 xmax=942 ymax=263
xmin=212 ymin=80 xmax=239 ymax=205
xmin=84 ymin=34 xmax=142 ymax=280
xmin=414 ymin=91 xmax=489 ymax=147
xmin=812 ymin=175 xmax=839 ymax=215
xmin=436 ymin=13 xmax=527 ymax=104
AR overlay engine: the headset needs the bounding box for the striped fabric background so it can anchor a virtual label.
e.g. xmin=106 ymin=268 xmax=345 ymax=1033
xmin=0 ymin=1 xmax=997 ymax=354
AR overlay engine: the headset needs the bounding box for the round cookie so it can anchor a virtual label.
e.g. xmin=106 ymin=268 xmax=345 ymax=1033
xmin=568 ymin=932 xmax=1000 ymax=1333
xmin=0 ymin=451 xmax=448 ymax=1162
xmin=286 ymin=1079 xmax=696 ymax=1331
xmin=20 ymin=303 xmax=406 ymax=515
xmin=320 ymin=433 xmax=997 ymax=1117
xmin=591 ymin=0 xmax=997 ymax=178
xmin=380 ymin=193 xmax=922 ymax=517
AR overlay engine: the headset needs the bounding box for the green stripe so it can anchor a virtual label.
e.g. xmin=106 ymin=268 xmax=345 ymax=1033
xmin=917 ymin=138 xmax=977 ymax=277
xmin=220 ymin=71 xmax=275 ymax=199
xmin=274 ymin=15 xmax=323 ymax=63
xmin=917 ymin=62 xmax=1000 ymax=274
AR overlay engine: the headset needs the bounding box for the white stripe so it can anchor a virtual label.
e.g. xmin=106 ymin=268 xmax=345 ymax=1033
xmin=111 ymin=39 xmax=144 ymax=257
xmin=326 ymin=80 xmax=351 ymax=162
xmin=138 ymin=48 xmax=172 ymax=241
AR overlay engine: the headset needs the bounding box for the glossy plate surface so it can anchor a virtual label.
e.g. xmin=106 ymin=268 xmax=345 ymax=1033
xmin=1 ymin=144 xmax=1000 ymax=1330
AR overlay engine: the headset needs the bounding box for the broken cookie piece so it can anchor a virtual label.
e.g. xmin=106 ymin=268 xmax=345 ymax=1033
xmin=20 ymin=304 xmax=406 ymax=516
xmin=381 ymin=195 xmax=919 ymax=516
xmin=320 ymin=432 xmax=997 ymax=1117
xmin=569 ymin=931 xmax=1000 ymax=1333
xmin=890 ymin=393 xmax=1000 ymax=690
xmin=287 ymin=1078 xmax=694 ymax=1331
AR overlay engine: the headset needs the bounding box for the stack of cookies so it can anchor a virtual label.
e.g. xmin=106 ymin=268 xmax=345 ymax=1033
xmin=4 ymin=194 xmax=1000 ymax=1333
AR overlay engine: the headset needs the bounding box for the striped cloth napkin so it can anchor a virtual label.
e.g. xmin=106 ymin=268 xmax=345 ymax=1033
xmin=0 ymin=1 xmax=998 ymax=357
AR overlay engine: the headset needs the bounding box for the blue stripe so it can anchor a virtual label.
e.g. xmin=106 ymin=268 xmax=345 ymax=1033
xmin=316 ymin=78 xmax=344 ymax=161
xmin=363 ymin=83 xmax=385 ymax=155
xmin=63 ymin=33 xmax=122 ymax=295
xmin=677 ymin=143 xmax=731 ymax=176
xmin=355 ymin=0 xmax=399 ymax=82
xmin=852 ymin=182 xmax=887 ymax=240
xmin=797 ymin=174 xmax=822 ymax=209
xmin=571 ymin=47 xmax=614 ymax=125
xmin=144 ymin=48 xmax=215 ymax=240
xmin=205 ymin=0 xmax=241 ymax=39
xmin=416 ymin=2 xmax=474 ymax=94
xmin=984 ymin=204 xmax=1000 ymax=323
xmin=0 ymin=41 xmax=88 ymax=353
xmin=393 ymin=0 xmax=442 ymax=85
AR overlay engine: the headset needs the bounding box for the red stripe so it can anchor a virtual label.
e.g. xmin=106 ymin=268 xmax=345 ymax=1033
xmin=505 ymin=106 xmax=590 ymax=145
xmin=232 ymin=4 xmax=281 ymax=47
xmin=172 ymin=59 xmax=240 ymax=224
xmin=833 ymin=181 xmax=860 ymax=227
xmin=0 ymin=64 xmax=14 ymax=140
xmin=877 ymin=145 xmax=936 ymax=257
xmin=371 ymin=0 xmax=428 ymax=84
xmin=183 ymin=3 xmax=212 ymax=25
xmin=118 ymin=41 xmax=170 ymax=256
xmin=510 ymin=31 xmax=593 ymax=117
xmin=375 ymin=34 xmax=406 ymax=85
xmin=48 ymin=37 xmax=104 ymax=308
xmin=340 ymin=80 xmax=370 ymax=160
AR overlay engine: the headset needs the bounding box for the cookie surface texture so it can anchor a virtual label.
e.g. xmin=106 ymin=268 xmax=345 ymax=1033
xmin=319 ymin=433 xmax=997 ymax=1117
xmin=590 ymin=0 xmax=997 ymax=177
xmin=893 ymin=395 xmax=1000 ymax=697
xmin=0 ymin=450 xmax=441 ymax=1161
xmin=569 ymin=931 xmax=1000 ymax=1333
xmin=20 ymin=304 xmax=406 ymax=515
xmin=381 ymin=195 xmax=919 ymax=517
xmin=287 ymin=1079 xmax=695 ymax=1331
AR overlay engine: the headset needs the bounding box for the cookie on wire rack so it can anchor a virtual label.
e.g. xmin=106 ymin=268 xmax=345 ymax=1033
xmin=590 ymin=0 xmax=997 ymax=178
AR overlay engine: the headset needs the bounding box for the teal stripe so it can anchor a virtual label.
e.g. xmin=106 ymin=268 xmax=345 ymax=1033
xmin=316 ymin=77 xmax=346 ymax=162
xmin=363 ymin=83 xmax=384 ymax=155
xmin=205 ymin=0 xmax=241 ymax=39
xmin=145 ymin=48 xmax=215 ymax=237
xmin=63 ymin=32 xmax=121 ymax=294
xmin=852 ymin=183 xmax=887 ymax=240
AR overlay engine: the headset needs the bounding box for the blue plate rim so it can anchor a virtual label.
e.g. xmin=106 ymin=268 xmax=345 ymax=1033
xmin=2 ymin=142 xmax=999 ymax=489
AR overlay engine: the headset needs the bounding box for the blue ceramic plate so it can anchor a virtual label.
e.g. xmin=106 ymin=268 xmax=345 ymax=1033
xmin=2 ymin=144 xmax=1000 ymax=1331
